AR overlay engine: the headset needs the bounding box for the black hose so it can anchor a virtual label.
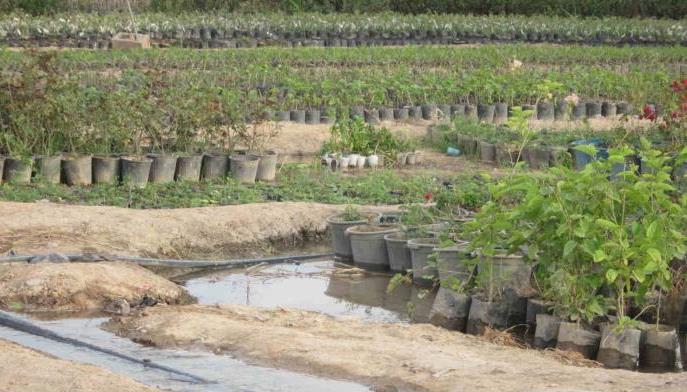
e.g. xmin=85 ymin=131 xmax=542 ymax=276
xmin=110 ymin=252 xmax=334 ymax=268
xmin=0 ymin=252 xmax=334 ymax=269
xmin=0 ymin=310 xmax=211 ymax=385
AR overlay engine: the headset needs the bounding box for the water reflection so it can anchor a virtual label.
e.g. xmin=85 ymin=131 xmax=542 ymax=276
xmin=184 ymin=261 xmax=436 ymax=324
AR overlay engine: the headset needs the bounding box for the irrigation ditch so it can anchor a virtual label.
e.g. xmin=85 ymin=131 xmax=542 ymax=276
xmin=0 ymin=219 xmax=686 ymax=391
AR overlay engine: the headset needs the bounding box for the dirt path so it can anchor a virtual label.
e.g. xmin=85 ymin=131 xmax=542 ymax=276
xmin=105 ymin=304 xmax=687 ymax=392
xmin=0 ymin=262 xmax=193 ymax=312
xmin=0 ymin=201 xmax=391 ymax=258
xmin=0 ymin=338 xmax=160 ymax=392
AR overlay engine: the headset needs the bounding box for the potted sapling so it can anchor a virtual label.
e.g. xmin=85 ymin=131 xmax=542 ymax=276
xmin=327 ymin=205 xmax=381 ymax=264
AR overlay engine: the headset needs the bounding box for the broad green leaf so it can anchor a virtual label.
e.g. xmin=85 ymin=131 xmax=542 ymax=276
xmin=563 ymin=240 xmax=577 ymax=258
xmin=593 ymin=249 xmax=607 ymax=262
xmin=596 ymin=219 xmax=618 ymax=231
xmin=605 ymin=269 xmax=618 ymax=283
xmin=646 ymin=248 xmax=661 ymax=263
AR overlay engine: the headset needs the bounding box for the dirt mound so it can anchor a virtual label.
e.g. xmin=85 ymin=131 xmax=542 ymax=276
xmin=0 ymin=202 xmax=393 ymax=258
xmin=104 ymin=304 xmax=687 ymax=392
xmin=0 ymin=338 xmax=159 ymax=392
xmin=0 ymin=262 xmax=194 ymax=312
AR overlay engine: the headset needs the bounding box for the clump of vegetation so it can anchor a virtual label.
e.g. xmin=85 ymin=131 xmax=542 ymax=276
xmin=321 ymin=118 xmax=409 ymax=163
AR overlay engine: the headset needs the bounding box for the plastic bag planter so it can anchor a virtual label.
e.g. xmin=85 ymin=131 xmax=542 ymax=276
xmin=3 ymin=157 xmax=33 ymax=184
xmin=569 ymin=139 xmax=608 ymax=171
xmin=34 ymin=155 xmax=61 ymax=184
xmin=92 ymin=155 xmax=121 ymax=184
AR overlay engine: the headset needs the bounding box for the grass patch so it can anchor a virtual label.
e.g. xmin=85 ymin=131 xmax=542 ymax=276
xmin=0 ymin=164 xmax=450 ymax=208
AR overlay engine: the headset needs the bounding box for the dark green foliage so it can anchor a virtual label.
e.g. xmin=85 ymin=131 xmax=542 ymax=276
xmin=2 ymin=0 xmax=685 ymax=18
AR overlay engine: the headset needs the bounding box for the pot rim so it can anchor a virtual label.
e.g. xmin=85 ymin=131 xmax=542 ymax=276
xmin=345 ymin=224 xmax=399 ymax=235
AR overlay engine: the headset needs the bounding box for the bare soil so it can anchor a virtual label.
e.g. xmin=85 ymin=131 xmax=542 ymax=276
xmin=105 ymin=304 xmax=687 ymax=392
xmin=0 ymin=262 xmax=194 ymax=312
xmin=0 ymin=201 xmax=390 ymax=258
xmin=0 ymin=338 xmax=160 ymax=392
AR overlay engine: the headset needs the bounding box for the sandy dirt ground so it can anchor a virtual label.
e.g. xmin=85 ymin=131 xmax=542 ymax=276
xmin=0 ymin=262 xmax=194 ymax=312
xmin=0 ymin=338 xmax=159 ymax=392
xmin=105 ymin=304 xmax=687 ymax=392
xmin=0 ymin=201 xmax=393 ymax=258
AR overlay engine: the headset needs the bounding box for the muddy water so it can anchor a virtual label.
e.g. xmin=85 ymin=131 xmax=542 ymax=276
xmin=0 ymin=312 xmax=370 ymax=391
xmin=182 ymin=260 xmax=437 ymax=323
xmin=0 ymin=260 xmax=433 ymax=391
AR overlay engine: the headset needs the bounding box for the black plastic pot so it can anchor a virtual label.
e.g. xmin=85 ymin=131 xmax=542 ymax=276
xmin=379 ymin=107 xmax=394 ymax=122
xmin=586 ymin=102 xmax=602 ymax=118
xmin=639 ymin=324 xmax=682 ymax=371
xmin=465 ymin=104 xmax=478 ymax=120
xmin=346 ymin=224 xmax=399 ymax=271
xmin=349 ymin=106 xmax=365 ymax=120
xmin=408 ymin=237 xmax=441 ymax=287
xmin=120 ymin=156 xmax=152 ymax=188
xmin=466 ymin=296 xmax=510 ymax=335
xmin=438 ymin=104 xmax=452 ymax=120
xmin=326 ymin=212 xmax=381 ymax=263
xmin=536 ymin=102 xmax=554 ymax=121
xmin=479 ymin=141 xmax=496 ymax=163
xmin=434 ymin=242 xmax=472 ymax=285
xmin=554 ymin=101 xmax=568 ymax=121
xmin=61 ymin=155 xmax=93 ymax=186
xmin=290 ymin=109 xmax=306 ymax=123
xmin=201 ymin=153 xmax=229 ymax=180
xmin=534 ymin=314 xmax=561 ymax=349
xmin=477 ymin=104 xmax=495 ymax=123
xmin=384 ymin=231 xmax=412 ymax=272
xmin=616 ymin=102 xmax=633 ymax=116
xmin=175 ymin=155 xmax=203 ymax=182
xmin=34 ymin=155 xmax=61 ymax=184
xmin=0 ymin=157 xmax=4 ymax=183
xmin=92 ymin=155 xmax=120 ymax=184
xmin=494 ymin=103 xmax=508 ymax=124
xmin=229 ymin=154 xmax=260 ymax=184
xmin=364 ymin=109 xmax=380 ymax=124
xmin=393 ymin=108 xmax=409 ymax=121
xmin=421 ymin=104 xmax=438 ymax=120
xmin=305 ymin=109 xmax=320 ymax=124
xmin=429 ymin=288 xmax=471 ymax=332
xmin=3 ymin=157 xmax=32 ymax=184
xmin=572 ymin=103 xmax=587 ymax=120
xmin=597 ymin=325 xmax=641 ymax=370
xmin=601 ymin=102 xmax=617 ymax=117
xmin=408 ymin=106 xmax=422 ymax=120
xmin=521 ymin=104 xmax=537 ymax=119
xmin=556 ymin=322 xmax=601 ymax=359
xmin=450 ymin=104 xmax=466 ymax=118
xmin=256 ymin=150 xmax=278 ymax=182
xmin=274 ymin=111 xmax=289 ymax=122
xmin=147 ymin=154 xmax=177 ymax=184
xmin=526 ymin=298 xmax=551 ymax=326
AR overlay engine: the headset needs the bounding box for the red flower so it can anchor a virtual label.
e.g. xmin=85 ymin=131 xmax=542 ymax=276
xmin=640 ymin=105 xmax=657 ymax=121
xmin=423 ymin=192 xmax=433 ymax=201
xmin=672 ymin=81 xmax=682 ymax=92
xmin=671 ymin=111 xmax=680 ymax=120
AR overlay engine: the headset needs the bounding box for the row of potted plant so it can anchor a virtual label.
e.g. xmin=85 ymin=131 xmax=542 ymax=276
xmin=10 ymin=45 xmax=682 ymax=74
xmin=0 ymin=150 xmax=279 ymax=187
xmin=3 ymin=12 xmax=686 ymax=45
xmin=1 ymin=51 xmax=679 ymax=133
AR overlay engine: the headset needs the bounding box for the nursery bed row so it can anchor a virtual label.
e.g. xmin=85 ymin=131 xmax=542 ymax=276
xmin=3 ymin=12 xmax=687 ymax=46
xmin=0 ymin=152 xmax=278 ymax=189
xmin=270 ymin=100 xmax=633 ymax=125
xmin=326 ymin=209 xmax=686 ymax=372
xmin=4 ymin=45 xmax=684 ymax=71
